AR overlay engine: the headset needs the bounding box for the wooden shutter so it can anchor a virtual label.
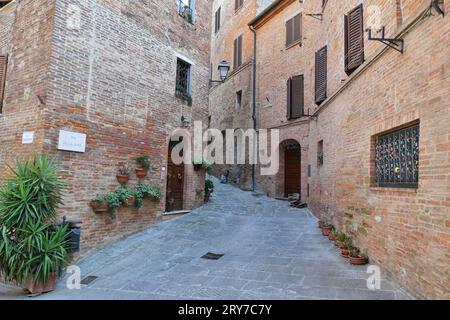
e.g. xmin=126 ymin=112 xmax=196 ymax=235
xmin=238 ymin=35 xmax=242 ymax=67
xmin=287 ymin=78 xmax=292 ymax=119
xmin=315 ymin=46 xmax=327 ymax=105
xmin=235 ymin=0 xmax=239 ymax=11
xmin=233 ymin=38 xmax=238 ymax=69
xmin=291 ymin=75 xmax=304 ymax=118
xmin=217 ymin=7 xmax=221 ymax=32
xmin=293 ymin=14 xmax=301 ymax=44
xmin=234 ymin=35 xmax=242 ymax=69
xmin=345 ymin=4 xmax=364 ymax=75
xmin=286 ymin=19 xmax=293 ymax=46
xmin=0 ymin=54 xmax=7 ymax=112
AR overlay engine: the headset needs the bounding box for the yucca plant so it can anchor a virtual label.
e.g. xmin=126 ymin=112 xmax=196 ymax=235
xmin=0 ymin=155 xmax=69 ymax=294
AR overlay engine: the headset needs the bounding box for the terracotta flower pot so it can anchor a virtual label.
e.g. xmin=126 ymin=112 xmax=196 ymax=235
xmin=350 ymin=256 xmax=369 ymax=265
xmin=318 ymin=220 xmax=324 ymax=229
xmin=24 ymin=273 xmax=58 ymax=295
xmin=90 ymin=200 xmax=109 ymax=214
xmin=336 ymin=241 xmax=345 ymax=248
xmin=116 ymin=175 xmax=129 ymax=185
xmin=322 ymin=226 xmax=332 ymax=236
xmin=341 ymin=249 xmax=351 ymax=258
xmin=135 ymin=168 xmax=148 ymax=179
xmin=328 ymin=234 xmax=335 ymax=241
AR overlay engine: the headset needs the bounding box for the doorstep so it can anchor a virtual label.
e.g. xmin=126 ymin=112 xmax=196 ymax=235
xmin=163 ymin=210 xmax=191 ymax=216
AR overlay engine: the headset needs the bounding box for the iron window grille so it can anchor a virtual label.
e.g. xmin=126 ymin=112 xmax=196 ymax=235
xmin=175 ymin=58 xmax=192 ymax=104
xmin=375 ymin=124 xmax=420 ymax=188
xmin=178 ymin=0 xmax=194 ymax=24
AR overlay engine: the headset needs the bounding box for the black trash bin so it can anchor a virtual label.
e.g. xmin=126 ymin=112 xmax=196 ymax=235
xmin=61 ymin=216 xmax=82 ymax=253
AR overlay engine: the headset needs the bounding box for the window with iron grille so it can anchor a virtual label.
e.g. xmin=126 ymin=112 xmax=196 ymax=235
xmin=375 ymin=124 xmax=420 ymax=188
xmin=175 ymin=58 xmax=191 ymax=102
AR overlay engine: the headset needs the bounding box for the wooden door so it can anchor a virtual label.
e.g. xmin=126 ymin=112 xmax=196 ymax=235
xmin=285 ymin=147 xmax=301 ymax=198
xmin=166 ymin=144 xmax=184 ymax=212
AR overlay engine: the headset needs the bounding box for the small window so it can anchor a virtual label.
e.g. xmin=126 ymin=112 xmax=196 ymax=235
xmin=175 ymin=58 xmax=192 ymax=103
xmin=235 ymin=90 xmax=242 ymax=109
xmin=286 ymin=14 xmax=302 ymax=47
xmin=235 ymin=0 xmax=244 ymax=12
xmin=215 ymin=7 xmax=221 ymax=33
xmin=178 ymin=0 xmax=194 ymax=24
xmin=317 ymin=140 xmax=324 ymax=166
xmin=375 ymin=124 xmax=420 ymax=188
xmin=233 ymin=35 xmax=243 ymax=70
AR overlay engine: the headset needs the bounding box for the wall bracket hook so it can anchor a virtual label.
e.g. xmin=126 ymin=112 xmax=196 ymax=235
xmin=366 ymin=27 xmax=404 ymax=54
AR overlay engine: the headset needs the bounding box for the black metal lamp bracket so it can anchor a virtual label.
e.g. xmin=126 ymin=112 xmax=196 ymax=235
xmin=366 ymin=27 xmax=404 ymax=54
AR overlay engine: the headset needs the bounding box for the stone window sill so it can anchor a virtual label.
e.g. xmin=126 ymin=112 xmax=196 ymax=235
xmin=370 ymin=186 xmax=418 ymax=193
xmin=285 ymin=40 xmax=302 ymax=50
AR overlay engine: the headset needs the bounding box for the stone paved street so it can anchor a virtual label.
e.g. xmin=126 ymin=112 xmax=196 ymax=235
xmin=0 ymin=177 xmax=412 ymax=300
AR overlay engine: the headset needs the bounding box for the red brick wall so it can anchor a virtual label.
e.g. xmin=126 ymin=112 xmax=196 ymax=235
xmin=250 ymin=0 xmax=449 ymax=299
xmin=0 ymin=0 xmax=211 ymax=252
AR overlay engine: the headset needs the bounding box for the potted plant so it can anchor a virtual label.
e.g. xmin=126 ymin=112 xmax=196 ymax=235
xmin=90 ymin=195 xmax=109 ymax=214
xmin=136 ymin=154 xmax=151 ymax=179
xmin=0 ymin=155 xmax=69 ymax=295
xmin=322 ymin=223 xmax=333 ymax=236
xmin=335 ymin=232 xmax=348 ymax=248
xmin=205 ymin=179 xmax=214 ymax=202
xmin=328 ymin=230 xmax=336 ymax=241
xmin=134 ymin=183 xmax=162 ymax=209
xmin=318 ymin=220 xmax=325 ymax=229
xmin=116 ymin=164 xmax=131 ymax=185
xmin=115 ymin=186 xmax=135 ymax=206
xmin=349 ymin=248 xmax=369 ymax=265
xmin=341 ymin=244 xmax=352 ymax=258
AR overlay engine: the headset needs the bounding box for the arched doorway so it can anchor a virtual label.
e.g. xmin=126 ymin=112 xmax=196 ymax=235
xmin=283 ymin=141 xmax=301 ymax=198
xmin=166 ymin=140 xmax=184 ymax=212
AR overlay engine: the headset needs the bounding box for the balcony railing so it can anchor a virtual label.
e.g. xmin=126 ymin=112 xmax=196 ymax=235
xmin=178 ymin=0 xmax=194 ymax=24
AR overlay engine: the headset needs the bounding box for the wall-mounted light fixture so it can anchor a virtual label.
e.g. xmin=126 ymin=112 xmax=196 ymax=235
xmin=210 ymin=60 xmax=230 ymax=84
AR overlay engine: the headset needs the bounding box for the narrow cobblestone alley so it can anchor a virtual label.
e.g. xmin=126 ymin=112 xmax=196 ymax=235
xmin=0 ymin=178 xmax=412 ymax=300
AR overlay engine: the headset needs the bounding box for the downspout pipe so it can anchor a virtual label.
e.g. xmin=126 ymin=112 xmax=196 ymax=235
xmin=249 ymin=25 xmax=257 ymax=192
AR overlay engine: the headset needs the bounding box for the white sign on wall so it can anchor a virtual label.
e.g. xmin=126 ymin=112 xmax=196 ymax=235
xmin=58 ymin=130 xmax=87 ymax=153
xmin=22 ymin=132 xmax=34 ymax=144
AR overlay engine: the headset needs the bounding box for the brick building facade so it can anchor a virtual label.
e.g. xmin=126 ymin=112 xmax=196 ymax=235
xmin=210 ymin=0 xmax=449 ymax=299
xmin=0 ymin=0 xmax=211 ymax=251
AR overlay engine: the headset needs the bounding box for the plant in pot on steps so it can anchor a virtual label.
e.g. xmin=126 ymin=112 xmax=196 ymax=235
xmin=135 ymin=154 xmax=152 ymax=179
xmin=0 ymin=155 xmax=69 ymax=295
xmin=205 ymin=179 xmax=214 ymax=202
xmin=334 ymin=232 xmax=348 ymax=248
xmin=341 ymin=239 xmax=353 ymax=258
xmin=116 ymin=164 xmax=131 ymax=185
xmin=328 ymin=230 xmax=337 ymax=241
xmin=322 ymin=223 xmax=333 ymax=236
xmin=349 ymin=248 xmax=369 ymax=265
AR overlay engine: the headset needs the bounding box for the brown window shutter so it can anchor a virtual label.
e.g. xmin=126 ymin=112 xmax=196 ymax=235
xmin=291 ymin=75 xmax=304 ymax=118
xmin=293 ymin=14 xmax=301 ymax=44
xmin=315 ymin=46 xmax=327 ymax=105
xmin=287 ymin=78 xmax=292 ymax=119
xmin=217 ymin=7 xmax=221 ymax=32
xmin=345 ymin=4 xmax=364 ymax=75
xmin=0 ymin=54 xmax=7 ymax=112
xmin=286 ymin=19 xmax=293 ymax=46
xmin=233 ymin=38 xmax=238 ymax=69
xmin=235 ymin=0 xmax=239 ymax=11
xmin=237 ymin=35 xmax=243 ymax=67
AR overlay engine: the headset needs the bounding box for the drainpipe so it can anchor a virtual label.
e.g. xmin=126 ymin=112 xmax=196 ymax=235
xmin=249 ymin=25 xmax=257 ymax=192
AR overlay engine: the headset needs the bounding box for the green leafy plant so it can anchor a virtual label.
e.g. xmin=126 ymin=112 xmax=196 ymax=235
xmin=117 ymin=164 xmax=132 ymax=177
xmin=115 ymin=186 xmax=134 ymax=203
xmin=205 ymin=179 xmax=214 ymax=194
xmin=0 ymin=155 xmax=69 ymax=287
xmin=136 ymin=155 xmax=152 ymax=171
xmin=134 ymin=184 xmax=162 ymax=209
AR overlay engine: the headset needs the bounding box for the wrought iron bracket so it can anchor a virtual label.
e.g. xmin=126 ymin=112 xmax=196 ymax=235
xmin=366 ymin=27 xmax=404 ymax=54
xmin=305 ymin=13 xmax=323 ymax=21
xmin=304 ymin=114 xmax=318 ymax=121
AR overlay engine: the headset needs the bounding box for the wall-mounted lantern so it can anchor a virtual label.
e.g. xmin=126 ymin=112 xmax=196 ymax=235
xmin=210 ymin=60 xmax=230 ymax=84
